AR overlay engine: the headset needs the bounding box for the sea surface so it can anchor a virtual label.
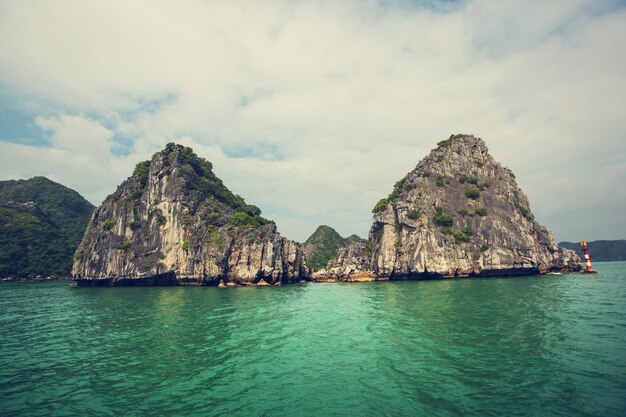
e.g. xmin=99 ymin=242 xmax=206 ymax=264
xmin=1 ymin=262 xmax=625 ymax=417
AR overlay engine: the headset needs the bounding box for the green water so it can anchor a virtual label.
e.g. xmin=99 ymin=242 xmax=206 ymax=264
xmin=1 ymin=263 xmax=625 ymax=416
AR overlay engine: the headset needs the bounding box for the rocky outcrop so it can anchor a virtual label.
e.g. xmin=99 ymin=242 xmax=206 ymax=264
xmin=315 ymin=135 xmax=581 ymax=280
xmin=313 ymin=241 xmax=376 ymax=282
xmin=72 ymin=143 xmax=309 ymax=286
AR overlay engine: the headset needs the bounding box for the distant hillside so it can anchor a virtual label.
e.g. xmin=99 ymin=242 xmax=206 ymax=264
xmin=0 ymin=177 xmax=95 ymax=278
xmin=559 ymin=240 xmax=626 ymax=262
xmin=303 ymin=225 xmax=364 ymax=271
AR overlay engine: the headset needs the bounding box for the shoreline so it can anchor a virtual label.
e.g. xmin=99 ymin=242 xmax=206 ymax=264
xmin=69 ymin=268 xmax=582 ymax=287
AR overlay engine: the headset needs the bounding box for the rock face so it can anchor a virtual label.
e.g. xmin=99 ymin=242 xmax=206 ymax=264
xmin=314 ymin=241 xmax=376 ymax=282
xmin=72 ymin=143 xmax=309 ymax=285
xmin=316 ymin=135 xmax=581 ymax=280
xmin=302 ymin=225 xmax=365 ymax=271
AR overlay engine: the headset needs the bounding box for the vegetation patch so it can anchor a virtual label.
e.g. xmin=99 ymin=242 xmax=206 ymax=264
xmin=181 ymin=215 xmax=193 ymax=227
xmin=133 ymin=161 xmax=151 ymax=187
xmin=205 ymin=210 xmax=221 ymax=226
xmin=480 ymin=244 xmax=490 ymax=252
xmin=207 ymin=227 xmax=226 ymax=250
xmin=372 ymin=175 xmax=412 ymax=214
xmin=102 ymin=220 xmax=115 ymax=231
xmin=229 ymin=212 xmax=260 ymax=227
xmin=433 ymin=207 xmax=454 ymax=227
xmin=436 ymin=176 xmax=445 ymax=187
xmin=458 ymin=175 xmax=478 ymax=185
xmin=454 ymin=227 xmax=472 ymax=243
xmin=388 ymin=177 xmax=409 ymax=201
xmin=458 ymin=208 xmax=473 ymax=216
xmin=181 ymin=241 xmax=189 ymax=251
xmin=407 ymin=209 xmax=421 ymax=220
xmin=474 ymin=207 xmax=487 ymax=216
xmin=464 ymin=188 xmax=481 ymax=200
xmin=117 ymin=241 xmax=131 ymax=251
xmin=372 ymin=198 xmax=390 ymax=214
xmin=129 ymin=220 xmax=141 ymax=231
xmin=437 ymin=134 xmax=462 ymax=148
xmin=129 ymin=190 xmax=143 ymax=201
xmin=515 ymin=204 xmax=533 ymax=220
xmin=148 ymin=208 xmax=166 ymax=225
xmin=507 ymin=168 xmax=516 ymax=179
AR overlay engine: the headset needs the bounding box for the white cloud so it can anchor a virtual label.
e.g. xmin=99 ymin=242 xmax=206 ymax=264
xmin=0 ymin=0 xmax=625 ymax=242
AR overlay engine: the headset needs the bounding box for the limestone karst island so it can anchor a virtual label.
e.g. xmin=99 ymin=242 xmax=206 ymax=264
xmin=71 ymin=135 xmax=581 ymax=286
xmin=3 ymin=3 xmax=625 ymax=415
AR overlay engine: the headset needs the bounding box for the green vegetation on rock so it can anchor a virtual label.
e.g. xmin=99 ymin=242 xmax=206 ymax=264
xmin=474 ymin=207 xmax=487 ymax=216
xmin=464 ymin=188 xmax=481 ymax=199
xmin=0 ymin=177 xmax=94 ymax=278
xmin=372 ymin=175 xmax=411 ymax=214
xmin=507 ymin=168 xmax=516 ymax=179
xmin=436 ymin=134 xmax=462 ymax=148
xmin=133 ymin=160 xmax=151 ymax=187
xmin=372 ymin=198 xmax=389 ymax=214
xmin=433 ymin=207 xmax=454 ymax=227
xmin=515 ymin=204 xmax=532 ymax=220
xmin=117 ymin=241 xmax=131 ymax=251
xmin=454 ymin=227 xmax=472 ymax=243
xmin=407 ymin=209 xmax=421 ymax=220
xmin=303 ymin=225 xmax=365 ymax=271
xmin=458 ymin=175 xmax=478 ymax=185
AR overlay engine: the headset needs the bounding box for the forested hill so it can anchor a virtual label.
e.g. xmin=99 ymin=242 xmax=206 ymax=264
xmin=0 ymin=177 xmax=95 ymax=278
xmin=559 ymin=240 xmax=626 ymax=262
xmin=302 ymin=225 xmax=364 ymax=271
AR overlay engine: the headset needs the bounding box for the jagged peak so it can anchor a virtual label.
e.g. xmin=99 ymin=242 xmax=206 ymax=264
xmin=435 ymin=133 xmax=485 ymax=149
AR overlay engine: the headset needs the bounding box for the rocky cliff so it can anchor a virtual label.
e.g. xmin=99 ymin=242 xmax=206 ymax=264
xmin=315 ymin=135 xmax=581 ymax=280
xmin=72 ymin=143 xmax=309 ymax=285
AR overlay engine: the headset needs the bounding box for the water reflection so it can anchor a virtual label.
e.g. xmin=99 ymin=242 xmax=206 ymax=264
xmin=1 ymin=268 xmax=625 ymax=416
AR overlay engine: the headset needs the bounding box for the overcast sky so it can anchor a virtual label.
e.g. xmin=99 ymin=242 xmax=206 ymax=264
xmin=0 ymin=0 xmax=625 ymax=243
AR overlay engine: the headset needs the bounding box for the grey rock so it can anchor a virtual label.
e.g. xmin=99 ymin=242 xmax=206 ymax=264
xmin=316 ymin=135 xmax=581 ymax=280
xmin=72 ymin=144 xmax=309 ymax=285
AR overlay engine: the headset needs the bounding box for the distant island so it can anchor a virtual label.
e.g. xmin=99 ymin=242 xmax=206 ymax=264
xmin=302 ymin=225 xmax=364 ymax=271
xmin=559 ymin=240 xmax=626 ymax=262
xmin=0 ymin=177 xmax=94 ymax=280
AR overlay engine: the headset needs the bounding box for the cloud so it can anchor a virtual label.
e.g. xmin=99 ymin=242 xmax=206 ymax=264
xmin=0 ymin=0 xmax=625 ymax=242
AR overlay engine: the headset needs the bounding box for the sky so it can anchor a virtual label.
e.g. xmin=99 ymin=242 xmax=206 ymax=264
xmin=0 ymin=0 xmax=625 ymax=243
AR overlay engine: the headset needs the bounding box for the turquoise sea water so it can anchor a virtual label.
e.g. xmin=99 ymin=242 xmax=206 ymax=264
xmin=1 ymin=262 xmax=625 ymax=417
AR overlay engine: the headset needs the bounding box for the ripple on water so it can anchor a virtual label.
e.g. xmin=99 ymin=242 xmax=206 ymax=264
xmin=1 ymin=263 xmax=626 ymax=416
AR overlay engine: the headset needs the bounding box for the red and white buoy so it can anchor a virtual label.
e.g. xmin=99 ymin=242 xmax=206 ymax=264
xmin=580 ymin=241 xmax=597 ymax=274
